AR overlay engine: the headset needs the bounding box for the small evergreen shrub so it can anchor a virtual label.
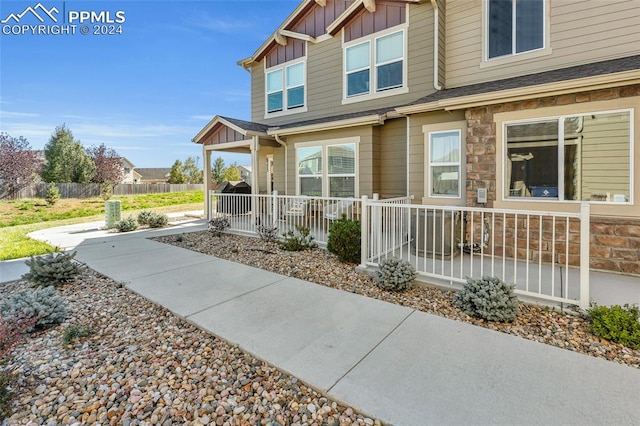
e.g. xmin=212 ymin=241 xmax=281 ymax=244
xmin=22 ymin=251 xmax=80 ymax=288
xmin=100 ymin=183 xmax=113 ymax=201
xmin=115 ymin=216 xmax=138 ymax=232
xmin=45 ymin=182 xmax=60 ymax=206
xmin=587 ymin=303 xmax=640 ymax=349
xmin=279 ymin=225 xmax=317 ymax=251
xmin=0 ymin=287 xmax=68 ymax=331
xmin=455 ymin=276 xmax=520 ymax=322
xmin=137 ymin=210 xmax=154 ymax=226
xmin=208 ymin=217 xmax=230 ymax=236
xmin=145 ymin=212 xmax=169 ymax=228
xmin=257 ymin=224 xmax=279 ymax=243
xmin=62 ymin=324 xmax=93 ymax=345
xmin=375 ymin=258 xmax=416 ymax=291
xmin=327 ymin=217 xmax=361 ymax=263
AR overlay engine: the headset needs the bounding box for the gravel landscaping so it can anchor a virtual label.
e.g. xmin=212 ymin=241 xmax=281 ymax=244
xmin=2 ymin=270 xmax=377 ymax=425
xmin=153 ymin=230 xmax=640 ymax=370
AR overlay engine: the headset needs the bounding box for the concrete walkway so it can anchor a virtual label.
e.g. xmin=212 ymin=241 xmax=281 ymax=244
xmin=2 ymin=218 xmax=639 ymax=425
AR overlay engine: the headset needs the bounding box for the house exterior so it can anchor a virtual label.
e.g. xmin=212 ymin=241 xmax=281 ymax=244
xmin=194 ymin=0 xmax=640 ymax=276
xmin=120 ymin=157 xmax=140 ymax=184
xmin=238 ymin=165 xmax=253 ymax=183
xmin=134 ymin=168 xmax=171 ymax=184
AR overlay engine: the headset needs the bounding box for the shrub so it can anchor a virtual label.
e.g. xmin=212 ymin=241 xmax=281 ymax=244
xmin=137 ymin=210 xmax=154 ymax=226
xmin=257 ymin=224 xmax=279 ymax=243
xmin=279 ymin=225 xmax=317 ymax=251
xmin=327 ymin=217 xmax=361 ymax=263
xmin=45 ymin=182 xmax=60 ymax=206
xmin=455 ymin=276 xmax=520 ymax=322
xmin=587 ymin=303 xmax=640 ymax=349
xmin=22 ymin=251 xmax=79 ymax=288
xmin=208 ymin=217 xmax=230 ymax=236
xmin=0 ymin=287 xmax=68 ymax=331
xmin=0 ymin=372 xmax=14 ymax=420
xmin=100 ymin=183 xmax=113 ymax=201
xmin=138 ymin=211 xmax=169 ymax=228
xmin=115 ymin=216 xmax=138 ymax=232
xmin=62 ymin=324 xmax=93 ymax=345
xmin=375 ymin=258 xmax=416 ymax=291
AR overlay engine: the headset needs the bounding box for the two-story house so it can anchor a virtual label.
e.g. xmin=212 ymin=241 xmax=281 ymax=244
xmin=194 ymin=0 xmax=640 ymax=275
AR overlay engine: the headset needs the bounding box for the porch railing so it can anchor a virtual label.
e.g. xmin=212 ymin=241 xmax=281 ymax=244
xmin=208 ymin=191 xmax=590 ymax=308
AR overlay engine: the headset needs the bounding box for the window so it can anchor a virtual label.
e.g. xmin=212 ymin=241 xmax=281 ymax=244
xmin=505 ymin=111 xmax=631 ymax=202
xmin=487 ymin=0 xmax=544 ymax=59
xmin=344 ymin=29 xmax=405 ymax=99
xmin=429 ymin=131 xmax=461 ymax=197
xmin=297 ymin=143 xmax=357 ymax=197
xmin=266 ymin=61 xmax=305 ymax=114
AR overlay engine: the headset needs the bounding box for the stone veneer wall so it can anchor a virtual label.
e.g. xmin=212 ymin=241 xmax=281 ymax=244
xmin=464 ymin=84 xmax=640 ymax=275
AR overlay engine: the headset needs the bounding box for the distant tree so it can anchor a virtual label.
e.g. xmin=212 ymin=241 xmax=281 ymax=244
xmin=0 ymin=133 xmax=41 ymax=196
xmin=45 ymin=182 xmax=60 ymax=206
xmin=223 ymin=163 xmax=242 ymax=182
xmin=41 ymin=125 xmax=95 ymax=183
xmin=211 ymin=156 xmax=226 ymax=184
xmin=87 ymin=144 xmax=125 ymax=184
xmin=167 ymin=160 xmax=187 ymax=184
xmin=183 ymin=156 xmax=203 ymax=184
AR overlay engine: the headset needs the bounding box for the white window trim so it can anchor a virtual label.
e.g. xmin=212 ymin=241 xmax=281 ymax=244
xmin=295 ymin=137 xmax=360 ymax=197
xmin=264 ymin=58 xmax=308 ymax=119
xmin=481 ymin=0 xmax=552 ymax=68
xmin=342 ymin=25 xmax=409 ymax=105
xmin=428 ymin=130 xmax=462 ymax=199
xmin=501 ymin=108 xmax=634 ymax=205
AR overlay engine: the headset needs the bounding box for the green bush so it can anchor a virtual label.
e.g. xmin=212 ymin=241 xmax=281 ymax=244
xmin=455 ymin=276 xmax=520 ymax=322
xmin=137 ymin=210 xmax=154 ymax=226
xmin=101 ymin=183 xmax=113 ymax=201
xmin=375 ymin=258 xmax=416 ymax=291
xmin=22 ymin=251 xmax=79 ymax=288
xmin=45 ymin=182 xmax=60 ymax=206
xmin=279 ymin=225 xmax=317 ymax=251
xmin=0 ymin=287 xmax=68 ymax=331
xmin=587 ymin=303 xmax=640 ymax=349
xmin=257 ymin=224 xmax=279 ymax=243
xmin=62 ymin=324 xmax=93 ymax=345
xmin=115 ymin=216 xmax=138 ymax=232
xmin=0 ymin=371 xmax=14 ymax=420
xmin=327 ymin=217 xmax=361 ymax=263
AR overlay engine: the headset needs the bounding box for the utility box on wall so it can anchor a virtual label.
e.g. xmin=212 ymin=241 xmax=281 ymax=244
xmin=105 ymin=200 xmax=122 ymax=228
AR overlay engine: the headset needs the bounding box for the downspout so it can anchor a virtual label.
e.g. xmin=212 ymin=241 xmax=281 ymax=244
xmin=430 ymin=0 xmax=442 ymax=91
xmin=274 ymin=134 xmax=288 ymax=194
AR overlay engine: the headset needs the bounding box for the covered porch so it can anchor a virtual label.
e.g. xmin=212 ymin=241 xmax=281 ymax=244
xmin=192 ymin=116 xmax=282 ymax=218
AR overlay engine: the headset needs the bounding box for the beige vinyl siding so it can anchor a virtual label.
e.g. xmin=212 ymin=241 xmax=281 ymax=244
xmin=252 ymin=3 xmax=435 ymax=126
xmin=378 ymin=118 xmax=407 ymax=198
xmin=578 ymin=113 xmax=631 ymax=200
xmin=407 ymin=110 xmax=466 ymax=203
xmin=446 ymin=0 xmax=640 ymax=87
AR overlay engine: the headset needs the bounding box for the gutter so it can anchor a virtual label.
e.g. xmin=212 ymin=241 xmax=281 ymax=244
xmin=430 ymin=0 xmax=442 ymax=91
xmin=267 ymin=113 xmax=386 ymax=137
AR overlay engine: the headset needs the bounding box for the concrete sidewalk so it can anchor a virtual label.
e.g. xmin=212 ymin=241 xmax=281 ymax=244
xmin=2 ymin=218 xmax=639 ymax=425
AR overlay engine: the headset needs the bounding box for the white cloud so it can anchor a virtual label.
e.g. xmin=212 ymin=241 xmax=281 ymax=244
xmin=0 ymin=110 xmax=39 ymax=118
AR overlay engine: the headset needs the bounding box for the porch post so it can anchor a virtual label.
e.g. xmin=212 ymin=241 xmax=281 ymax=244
xmin=579 ymin=202 xmax=590 ymax=309
xmin=360 ymin=195 xmax=369 ymax=268
xmin=203 ymin=147 xmax=212 ymax=219
xmin=251 ymin=136 xmax=259 ymax=230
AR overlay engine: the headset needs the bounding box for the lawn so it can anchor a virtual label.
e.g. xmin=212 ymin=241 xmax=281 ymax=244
xmin=0 ymin=191 xmax=204 ymax=260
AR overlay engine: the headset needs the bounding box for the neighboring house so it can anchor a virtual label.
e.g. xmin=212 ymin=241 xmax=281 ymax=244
xmin=238 ymin=165 xmax=252 ymax=183
xmin=120 ymin=157 xmax=140 ymax=184
xmin=193 ymin=0 xmax=640 ymax=275
xmin=134 ymin=168 xmax=171 ymax=184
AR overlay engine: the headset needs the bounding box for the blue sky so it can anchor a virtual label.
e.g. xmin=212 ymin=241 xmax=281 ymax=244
xmin=0 ymin=0 xmax=299 ymax=168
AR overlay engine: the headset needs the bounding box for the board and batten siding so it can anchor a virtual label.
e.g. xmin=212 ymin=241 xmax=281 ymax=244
xmin=446 ymin=0 xmax=640 ymax=88
xmin=251 ymin=3 xmax=435 ymax=125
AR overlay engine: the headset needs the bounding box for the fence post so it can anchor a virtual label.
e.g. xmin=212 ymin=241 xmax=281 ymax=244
xmin=360 ymin=195 xmax=369 ymax=268
xmin=579 ymin=202 xmax=590 ymax=309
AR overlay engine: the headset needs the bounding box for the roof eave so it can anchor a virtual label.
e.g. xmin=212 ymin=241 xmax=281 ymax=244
xmin=396 ymin=69 xmax=640 ymax=115
xmin=267 ymin=113 xmax=386 ymax=136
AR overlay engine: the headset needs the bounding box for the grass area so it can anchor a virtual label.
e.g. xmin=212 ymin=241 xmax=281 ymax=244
xmin=0 ymin=191 xmax=203 ymax=228
xmin=0 ymin=192 xmax=205 ymax=261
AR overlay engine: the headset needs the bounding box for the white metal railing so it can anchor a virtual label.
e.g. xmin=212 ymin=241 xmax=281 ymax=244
xmin=209 ymin=191 xmax=361 ymax=245
xmin=361 ymin=201 xmax=591 ymax=308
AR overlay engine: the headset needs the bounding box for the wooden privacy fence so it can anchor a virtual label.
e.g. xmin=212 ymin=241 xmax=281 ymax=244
xmin=1 ymin=183 xmax=204 ymax=200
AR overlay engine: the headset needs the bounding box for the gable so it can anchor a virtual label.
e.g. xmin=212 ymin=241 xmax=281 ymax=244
xmin=343 ymin=1 xmax=406 ymax=42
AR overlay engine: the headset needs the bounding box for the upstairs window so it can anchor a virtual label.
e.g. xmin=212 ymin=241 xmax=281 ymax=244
xmin=344 ymin=29 xmax=405 ymax=99
xmin=266 ymin=61 xmax=305 ymax=114
xmin=488 ymin=0 xmax=544 ymax=59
